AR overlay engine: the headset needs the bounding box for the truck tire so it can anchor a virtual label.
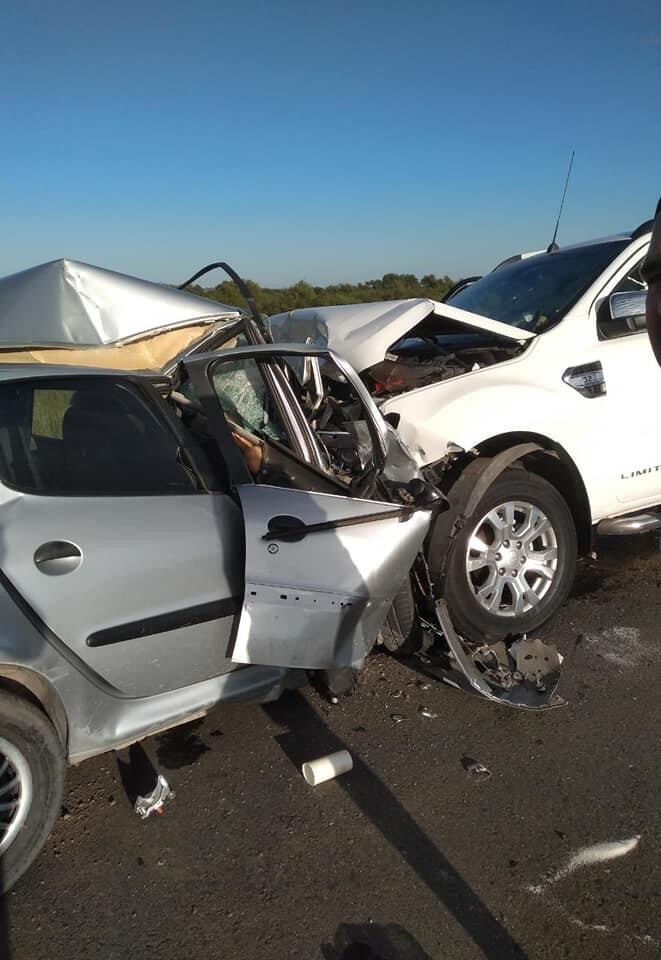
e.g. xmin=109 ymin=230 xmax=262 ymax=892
xmin=430 ymin=469 xmax=577 ymax=641
xmin=0 ymin=691 xmax=65 ymax=893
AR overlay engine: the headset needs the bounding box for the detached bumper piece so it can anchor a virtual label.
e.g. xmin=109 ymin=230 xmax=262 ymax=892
xmin=412 ymin=599 xmax=566 ymax=710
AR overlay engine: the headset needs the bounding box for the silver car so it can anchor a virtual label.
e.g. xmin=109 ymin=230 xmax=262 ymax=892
xmin=0 ymin=348 xmax=437 ymax=891
xmin=0 ymin=259 xmax=563 ymax=892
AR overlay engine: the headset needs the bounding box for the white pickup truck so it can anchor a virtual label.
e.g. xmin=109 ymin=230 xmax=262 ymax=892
xmin=269 ymin=218 xmax=656 ymax=640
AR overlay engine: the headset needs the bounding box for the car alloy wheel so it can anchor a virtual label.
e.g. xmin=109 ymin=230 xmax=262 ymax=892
xmin=0 ymin=737 xmax=33 ymax=857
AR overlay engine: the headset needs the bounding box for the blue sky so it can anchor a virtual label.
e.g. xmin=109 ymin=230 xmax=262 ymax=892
xmin=1 ymin=0 xmax=659 ymax=286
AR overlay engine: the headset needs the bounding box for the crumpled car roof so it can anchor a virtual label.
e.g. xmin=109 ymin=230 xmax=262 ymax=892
xmin=0 ymin=258 xmax=240 ymax=347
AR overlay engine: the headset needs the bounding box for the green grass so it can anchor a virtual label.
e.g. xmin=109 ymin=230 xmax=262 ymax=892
xmin=31 ymin=390 xmax=73 ymax=439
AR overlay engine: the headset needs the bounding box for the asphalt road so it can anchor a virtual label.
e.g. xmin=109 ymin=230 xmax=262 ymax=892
xmin=3 ymin=534 xmax=661 ymax=960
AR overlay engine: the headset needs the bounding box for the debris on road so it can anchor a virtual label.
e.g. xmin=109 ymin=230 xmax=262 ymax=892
xmin=134 ymin=775 xmax=176 ymax=819
xmin=302 ymin=750 xmax=353 ymax=786
xmin=548 ymin=835 xmax=641 ymax=884
xmin=418 ymin=706 xmax=439 ymax=719
xmin=524 ymin=835 xmax=650 ymax=948
xmin=509 ymin=636 xmax=564 ymax=691
xmin=390 ymin=714 xmax=407 ymax=724
xmin=413 ymin=602 xmax=567 ymax=709
xmin=526 ymin=834 xmax=642 ymax=895
xmin=461 ymin=755 xmax=492 ymax=779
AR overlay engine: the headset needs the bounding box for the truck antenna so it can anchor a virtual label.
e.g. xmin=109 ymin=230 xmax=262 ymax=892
xmin=547 ymin=149 xmax=575 ymax=253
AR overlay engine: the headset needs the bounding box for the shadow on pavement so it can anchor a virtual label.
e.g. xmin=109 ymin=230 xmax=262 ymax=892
xmin=116 ymin=742 xmax=159 ymax=806
xmin=264 ymin=692 xmax=527 ymax=960
xmin=320 ymin=921 xmax=433 ymax=959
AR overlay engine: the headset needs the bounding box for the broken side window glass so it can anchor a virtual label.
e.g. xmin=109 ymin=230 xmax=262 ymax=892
xmin=209 ymin=358 xmax=289 ymax=444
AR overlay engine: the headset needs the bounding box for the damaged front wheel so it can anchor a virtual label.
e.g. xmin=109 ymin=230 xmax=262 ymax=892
xmin=431 ymin=470 xmax=577 ymax=641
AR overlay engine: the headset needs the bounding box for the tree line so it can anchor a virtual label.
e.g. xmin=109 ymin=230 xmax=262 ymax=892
xmin=187 ymin=272 xmax=456 ymax=315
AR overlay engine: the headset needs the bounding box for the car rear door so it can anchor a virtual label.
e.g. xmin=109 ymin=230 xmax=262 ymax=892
xmin=0 ymin=373 xmax=245 ymax=699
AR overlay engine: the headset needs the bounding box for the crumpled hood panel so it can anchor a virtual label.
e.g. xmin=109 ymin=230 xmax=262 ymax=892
xmin=268 ymin=298 xmax=534 ymax=373
xmin=0 ymin=258 xmax=240 ymax=347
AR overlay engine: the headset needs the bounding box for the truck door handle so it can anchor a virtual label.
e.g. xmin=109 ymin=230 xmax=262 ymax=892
xmin=34 ymin=541 xmax=83 ymax=576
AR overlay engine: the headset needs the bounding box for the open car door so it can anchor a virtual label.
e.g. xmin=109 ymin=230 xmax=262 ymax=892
xmin=233 ymin=484 xmax=428 ymax=668
xmin=183 ymin=345 xmax=431 ymax=669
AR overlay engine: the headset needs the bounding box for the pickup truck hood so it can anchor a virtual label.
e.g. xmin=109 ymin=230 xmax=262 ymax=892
xmin=268 ymin=298 xmax=535 ymax=373
xmin=0 ymin=258 xmax=239 ymax=347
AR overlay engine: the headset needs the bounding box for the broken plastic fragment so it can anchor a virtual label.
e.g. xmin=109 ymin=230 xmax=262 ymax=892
xmin=134 ymin=774 xmax=175 ymax=819
xmin=508 ymin=637 xmax=562 ymax=683
xmin=461 ymin=755 xmax=491 ymax=779
xmin=418 ymin=706 xmax=439 ymax=719
xmin=391 ymin=713 xmax=407 ymax=723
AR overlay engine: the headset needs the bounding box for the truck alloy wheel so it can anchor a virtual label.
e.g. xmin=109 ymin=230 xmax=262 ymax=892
xmin=466 ymin=500 xmax=559 ymax=618
xmin=436 ymin=470 xmax=577 ymax=641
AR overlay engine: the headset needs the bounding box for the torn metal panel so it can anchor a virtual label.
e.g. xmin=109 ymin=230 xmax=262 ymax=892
xmin=0 ymin=258 xmax=239 ymax=347
xmin=412 ymin=600 xmax=566 ymax=709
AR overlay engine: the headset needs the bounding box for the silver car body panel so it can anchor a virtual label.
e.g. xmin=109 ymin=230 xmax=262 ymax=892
xmin=0 ymin=473 xmax=426 ymax=698
xmin=0 ymin=565 xmax=305 ymax=763
xmin=268 ymin=298 xmax=534 ymax=374
xmin=0 ymin=488 xmax=245 ymax=698
xmin=234 ymin=484 xmax=430 ymax=669
xmin=0 ymin=259 xmax=239 ymax=347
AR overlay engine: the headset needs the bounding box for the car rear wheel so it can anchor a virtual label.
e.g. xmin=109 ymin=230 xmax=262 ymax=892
xmin=0 ymin=691 xmax=65 ymax=893
xmin=430 ymin=470 xmax=577 ymax=641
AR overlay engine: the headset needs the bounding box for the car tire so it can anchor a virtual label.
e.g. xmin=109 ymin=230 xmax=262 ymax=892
xmin=429 ymin=469 xmax=577 ymax=641
xmin=0 ymin=691 xmax=65 ymax=894
xmin=380 ymin=577 xmax=421 ymax=655
xmin=318 ymin=668 xmax=359 ymax=698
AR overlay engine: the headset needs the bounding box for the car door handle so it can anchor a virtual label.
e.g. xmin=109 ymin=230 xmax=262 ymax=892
xmin=34 ymin=541 xmax=83 ymax=576
xmin=263 ymin=506 xmax=415 ymax=543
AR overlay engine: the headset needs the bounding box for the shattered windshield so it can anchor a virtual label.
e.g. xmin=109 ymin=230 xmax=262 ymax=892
xmin=448 ymin=240 xmax=629 ymax=333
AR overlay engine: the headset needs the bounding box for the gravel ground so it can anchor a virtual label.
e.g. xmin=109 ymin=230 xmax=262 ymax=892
xmin=3 ymin=534 xmax=661 ymax=960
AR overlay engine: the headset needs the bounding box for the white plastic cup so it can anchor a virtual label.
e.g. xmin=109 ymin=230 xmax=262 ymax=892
xmin=301 ymin=750 xmax=353 ymax=786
